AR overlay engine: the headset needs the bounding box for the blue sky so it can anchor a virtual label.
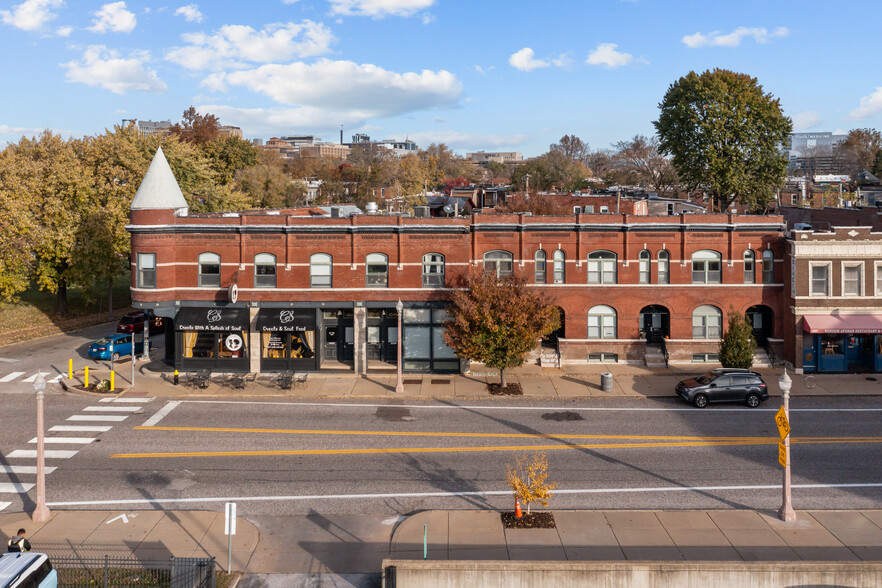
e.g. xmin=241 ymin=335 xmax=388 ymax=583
xmin=2 ymin=0 xmax=881 ymax=156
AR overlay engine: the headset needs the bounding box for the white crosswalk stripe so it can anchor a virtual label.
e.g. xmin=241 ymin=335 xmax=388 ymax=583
xmin=0 ymin=483 xmax=33 ymax=494
xmin=0 ymin=372 xmax=24 ymax=383
xmin=84 ymin=406 xmax=141 ymax=412
xmin=50 ymin=425 xmax=111 ymax=433
xmin=68 ymin=415 xmax=128 ymax=422
xmin=22 ymin=373 xmax=38 ymax=383
xmin=7 ymin=449 xmax=78 ymax=459
xmin=113 ymin=398 xmax=153 ymax=403
xmin=0 ymin=502 xmax=10 ymax=511
xmin=29 ymin=437 xmax=94 ymax=445
xmin=0 ymin=465 xmax=56 ymax=475
xmin=98 ymin=398 xmax=115 ymax=403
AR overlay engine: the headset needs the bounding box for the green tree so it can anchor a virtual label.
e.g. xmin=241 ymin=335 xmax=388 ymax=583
xmin=654 ymin=69 xmax=792 ymax=211
xmin=201 ymin=136 xmax=260 ymax=186
xmin=235 ymin=149 xmax=302 ymax=208
xmin=443 ymin=272 xmax=559 ymax=387
xmin=719 ymin=309 xmax=756 ymax=369
xmin=0 ymin=146 xmax=37 ymax=302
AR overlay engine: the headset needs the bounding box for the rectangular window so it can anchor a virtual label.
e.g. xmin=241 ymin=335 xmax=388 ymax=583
xmin=588 ymin=353 xmax=618 ymax=362
xmin=639 ymin=259 xmax=650 ymax=284
xmin=692 ymin=353 xmax=719 ymax=363
xmin=811 ymin=264 xmax=829 ymax=296
xmin=821 ymin=334 xmax=843 ymax=355
xmin=658 ymin=256 xmax=669 ymax=284
xmin=843 ymin=264 xmax=862 ymax=296
xmin=877 ymin=263 xmax=882 ymax=296
xmin=137 ymin=253 xmax=156 ymax=288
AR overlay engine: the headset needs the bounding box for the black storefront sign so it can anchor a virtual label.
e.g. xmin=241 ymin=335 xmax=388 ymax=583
xmin=176 ymin=307 xmax=250 ymax=331
xmin=258 ymin=309 xmax=318 ymax=372
xmin=175 ymin=307 xmax=250 ymax=372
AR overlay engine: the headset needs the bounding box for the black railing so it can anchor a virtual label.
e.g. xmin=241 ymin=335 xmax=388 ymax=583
xmin=660 ymin=337 xmax=669 ymax=369
xmin=756 ymin=333 xmax=776 ymax=367
xmin=53 ymin=555 xmax=215 ymax=588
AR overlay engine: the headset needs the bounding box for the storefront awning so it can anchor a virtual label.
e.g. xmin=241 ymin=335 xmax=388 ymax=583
xmin=803 ymin=314 xmax=882 ymax=334
xmin=257 ymin=308 xmax=316 ymax=332
xmin=175 ymin=307 xmax=249 ymax=331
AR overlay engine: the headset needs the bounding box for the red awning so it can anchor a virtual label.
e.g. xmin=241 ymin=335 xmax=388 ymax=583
xmin=803 ymin=315 xmax=882 ymax=334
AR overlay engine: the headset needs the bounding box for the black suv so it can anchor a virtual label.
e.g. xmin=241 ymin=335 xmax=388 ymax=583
xmin=675 ymin=368 xmax=769 ymax=408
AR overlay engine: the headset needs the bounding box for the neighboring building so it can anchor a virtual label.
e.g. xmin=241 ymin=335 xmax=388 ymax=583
xmin=466 ymin=151 xmax=524 ymax=164
xmin=345 ymin=134 xmax=418 ymax=159
xmin=298 ymin=143 xmax=351 ymax=160
xmin=123 ymin=119 xmax=172 ymax=137
xmin=219 ymin=125 xmax=243 ymax=139
xmin=128 ymin=148 xmax=787 ymax=376
xmin=785 ymin=132 xmax=848 ymax=176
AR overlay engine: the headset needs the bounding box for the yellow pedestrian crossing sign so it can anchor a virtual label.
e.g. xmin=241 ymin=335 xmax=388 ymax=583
xmin=775 ymin=406 xmax=790 ymax=439
xmin=778 ymin=441 xmax=787 ymax=468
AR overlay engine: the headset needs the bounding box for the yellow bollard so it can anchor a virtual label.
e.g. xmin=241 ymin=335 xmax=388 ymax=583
xmin=110 ymin=371 xmax=115 ymax=392
xmin=68 ymin=359 xmax=73 ymax=379
xmin=85 ymin=366 xmax=89 ymax=388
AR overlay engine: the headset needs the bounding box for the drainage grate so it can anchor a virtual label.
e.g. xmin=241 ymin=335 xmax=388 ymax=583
xmin=403 ymin=379 xmax=422 ymax=385
xmin=431 ymin=379 xmax=451 ymax=385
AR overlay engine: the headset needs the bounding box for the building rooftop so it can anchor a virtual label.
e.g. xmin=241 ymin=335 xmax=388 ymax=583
xmin=130 ymin=146 xmax=189 ymax=213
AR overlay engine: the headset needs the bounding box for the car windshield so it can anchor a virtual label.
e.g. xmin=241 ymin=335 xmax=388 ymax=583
xmin=95 ymin=337 xmax=114 ymax=345
xmin=120 ymin=316 xmax=138 ymax=324
xmin=693 ymin=372 xmax=717 ymax=384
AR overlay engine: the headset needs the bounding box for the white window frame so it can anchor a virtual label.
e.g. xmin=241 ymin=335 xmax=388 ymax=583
xmin=310 ymin=253 xmax=332 ymax=288
xmin=137 ymin=253 xmax=156 ymax=289
xmin=876 ymin=262 xmax=882 ymax=296
xmin=534 ymin=250 xmax=547 ymax=284
xmin=638 ymin=250 xmax=651 ymax=284
xmin=366 ymin=253 xmax=388 ymax=288
xmin=587 ymin=305 xmax=617 ymax=339
xmin=762 ymin=249 xmax=775 ymax=284
xmin=198 ymin=252 xmax=221 ymax=288
xmin=692 ymin=305 xmax=722 ymax=339
xmin=254 ymin=253 xmax=276 ymax=288
xmin=483 ymin=250 xmax=513 ymax=278
xmin=809 ymin=261 xmax=831 ymax=297
xmin=587 ymin=251 xmax=617 ymax=284
xmin=842 ymin=262 xmax=864 ymax=297
xmin=657 ymin=250 xmax=670 ymax=284
xmin=691 ymin=250 xmax=722 ymax=284
xmin=422 ymin=253 xmax=445 ymax=288
xmin=553 ymin=250 xmax=565 ymax=284
xmin=743 ymin=249 xmax=755 ymax=284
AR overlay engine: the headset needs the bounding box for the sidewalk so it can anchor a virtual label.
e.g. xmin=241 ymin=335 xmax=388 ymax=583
xmin=65 ymin=358 xmax=882 ymax=400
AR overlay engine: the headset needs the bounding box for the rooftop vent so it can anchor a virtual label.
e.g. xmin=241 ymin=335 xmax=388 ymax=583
xmin=267 ymin=210 xmax=280 ymax=216
xmin=222 ymin=212 xmax=240 ymax=218
xmin=365 ymin=202 xmax=379 ymax=214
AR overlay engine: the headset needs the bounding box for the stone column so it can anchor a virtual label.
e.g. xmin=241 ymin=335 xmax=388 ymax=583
xmin=354 ymin=306 xmax=367 ymax=375
xmin=249 ymin=307 xmax=260 ymax=374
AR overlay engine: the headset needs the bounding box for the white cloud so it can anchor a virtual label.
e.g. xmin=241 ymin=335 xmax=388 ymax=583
xmin=682 ymin=26 xmax=789 ymax=48
xmin=88 ymin=2 xmax=136 ymax=33
xmin=509 ymin=47 xmax=548 ymax=72
xmin=328 ymin=0 xmax=434 ymax=18
xmin=282 ymin=0 xmax=300 ymax=3
xmin=420 ymin=12 xmax=433 ymax=24
xmin=166 ymin=21 xmax=334 ymax=70
xmin=217 ymin=59 xmax=462 ymax=119
xmin=791 ymin=111 xmax=822 ymax=131
xmin=196 ymin=105 xmax=371 ymax=135
xmin=406 ymin=130 xmax=529 ymax=151
xmin=552 ymin=52 xmax=573 ymax=68
xmin=850 ymin=87 xmax=882 ymax=120
xmin=586 ymin=43 xmax=633 ymax=68
xmin=0 ymin=124 xmax=44 ymax=135
xmin=0 ymin=0 xmax=63 ymax=31
xmin=55 ymin=24 xmax=71 ymax=36
xmin=62 ymin=45 xmax=167 ymax=94
xmin=174 ymin=4 xmax=202 ymax=23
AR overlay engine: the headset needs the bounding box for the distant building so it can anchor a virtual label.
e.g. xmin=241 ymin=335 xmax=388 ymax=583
xmin=785 ymin=132 xmax=848 ymax=176
xmin=298 ymin=143 xmax=351 ymax=160
xmin=466 ymin=151 xmax=523 ymax=164
xmin=345 ymin=134 xmax=418 ymax=159
xmin=123 ymin=119 xmax=172 ymax=137
xmin=219 ymin=125 xmax=243 ymax=139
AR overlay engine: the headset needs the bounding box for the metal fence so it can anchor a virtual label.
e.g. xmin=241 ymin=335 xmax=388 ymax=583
xmin=52 ymin=555 xmax=216 ymax=588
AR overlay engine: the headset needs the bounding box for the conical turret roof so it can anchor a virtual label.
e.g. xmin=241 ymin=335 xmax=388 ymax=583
xmin=131 ymin=146 xmax=188 ymax=212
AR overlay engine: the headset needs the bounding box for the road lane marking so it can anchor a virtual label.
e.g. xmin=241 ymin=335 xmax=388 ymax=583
xmin=0 ymin=465 xmax=56 ymax=474
xmin=141 ymin=401 xmax=181 ymax=427
xmin=0 ymin=483 xmax=34 ymax=493
xmin=68 ymin=415 xmax=128 ymax=422
xmin=0 ymin=358 xmax=19 ymax=363
xmin=181 ymin=399 xmax=882 ymax=412
xmin=8 ymin=450 xmax=78 ymax=459
xmin=28 ymin=437 xmax=94 ymax=445
xmin=113 ymin=398 xmax=153 ymax=403
xmin=0 ymin=372 xmax=24 ymax=383
xmin=83 ymin=406 xmax=141 ymax=412
xmin=45 ymin=482 xmax=882 ymax=508
xmin=22 ymin=374 xmax=38 ymax=383
xmin=99 ymin=398 xmax=115 ymax=403
xmin=50 ymin=426 xmax=112 ymax=432
xmin=0 ymin=502 xmax=10 ymax=512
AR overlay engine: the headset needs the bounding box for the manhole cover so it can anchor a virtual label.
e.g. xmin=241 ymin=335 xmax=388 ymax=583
xmin=541 ymin=411 xmax=585 ymax=421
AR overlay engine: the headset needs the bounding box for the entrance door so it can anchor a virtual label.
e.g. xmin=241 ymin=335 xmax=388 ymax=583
xmin=847 ymin=335 xmax=872 ymax=370
xmin=366 ymin=325 xmax=382 ymax=360
xmin=323 ymin=326 xmax=339 ymax=361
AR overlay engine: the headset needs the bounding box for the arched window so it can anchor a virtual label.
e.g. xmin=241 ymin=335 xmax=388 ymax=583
xmin=639 ymin=250 xmax=651 ymax=284
xmin=587 ymin=251 xmax=617 ymax=284
xmin=534 ymin=250 xmax=547 ymax=284
xmin=553 ymin=250 xmax=566 ymax=284
xmin=588 ymin=305 xmax=617 ymax=339
xmin=657 ymin=250 xmax=670 ymax=284
xmin=483 ymin=250 xmax=513 ymax=278
xmin=366 ymin=253 xmax=388 ymax=287
xmin=310 ymin=253 xmax=332 ymax=288
xmin=692 ymin=305 xmax=722 ymax=339
xmin=743 ymin=250 xmax=755 ymax=284
xmin=422 ymin=253 xmax=445 ymax=287
xmin=691 ymin=250 xmax=722 ymax=284
xmin=254 ymin=253 xmax=276 ymax=288
xmin=762 ymin=249 xmax=774 ymax=284
xmin=198 ymin=252 xmax=220 ymax=287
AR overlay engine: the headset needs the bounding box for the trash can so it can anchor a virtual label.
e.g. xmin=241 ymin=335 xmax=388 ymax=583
xmin=600 ymin=372 xmax=613 ymax=392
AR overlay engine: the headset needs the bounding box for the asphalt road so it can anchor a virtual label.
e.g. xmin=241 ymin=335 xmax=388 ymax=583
xmin=2 ymin=392 xmax=881 ymax=518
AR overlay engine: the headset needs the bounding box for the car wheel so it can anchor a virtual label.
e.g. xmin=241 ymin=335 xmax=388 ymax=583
xmin=693 ymin=393 xmax=708 ymax=408
xmin=111 ymin=352 xmax=120 ymax=361
xmin=746 ymin=393 xmax=761 ymax=408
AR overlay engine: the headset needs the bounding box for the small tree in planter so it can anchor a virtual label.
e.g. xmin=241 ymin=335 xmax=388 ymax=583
xmin=719 ymin=307 xmax=756 ymax=369
xmin=506 ymin=451 xmax=556 ymax=515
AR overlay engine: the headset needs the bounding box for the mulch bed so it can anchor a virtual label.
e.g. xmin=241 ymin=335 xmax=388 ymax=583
xmin=488 ymin=383 xmax=523 ymax=396
xmin=501 ymin=511 xmax=556 ymax=529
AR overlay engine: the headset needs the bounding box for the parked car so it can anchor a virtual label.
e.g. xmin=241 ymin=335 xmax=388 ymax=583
xmin=0 ymin=552 xmax=57 ymax=588
xmin=675 ymin=368 xmax=769 ymax=408
xmin=117 ymin=310 xmax=164 ymax=334
xmin=88 ymin=334 xmax=148 ymax=361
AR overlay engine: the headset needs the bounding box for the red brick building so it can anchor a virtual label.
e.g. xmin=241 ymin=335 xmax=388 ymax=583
xmin=129 ymin=148 xmax=787 ymax=374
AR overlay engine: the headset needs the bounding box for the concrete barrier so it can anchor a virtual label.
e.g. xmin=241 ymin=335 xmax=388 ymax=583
xmin=382 ymin=559 xmax=882 ymax=588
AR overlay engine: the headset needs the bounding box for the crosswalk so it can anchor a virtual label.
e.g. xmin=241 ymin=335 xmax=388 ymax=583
xmin=0 ymin=396 xmax=154 ymax=512
xmin=0 ymin=371 xmax=64 ymax=384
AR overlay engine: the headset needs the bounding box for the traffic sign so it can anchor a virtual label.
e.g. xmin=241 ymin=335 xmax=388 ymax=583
xmin=775 ymin=406 xmax=790 ymax=439
xmin=225 ymin=502 xmax=237 ymax=535
xmin=778 ymin=441 xmax=787 ymax=468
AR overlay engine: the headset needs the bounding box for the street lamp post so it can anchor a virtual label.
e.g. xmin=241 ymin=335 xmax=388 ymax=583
xmin=395 ymin=299 xmax=404 ymax=394
xmin=778 ymin=368 xmax=796 ymax=522
xmin=32 ymin=372 xmax=50 ymax=522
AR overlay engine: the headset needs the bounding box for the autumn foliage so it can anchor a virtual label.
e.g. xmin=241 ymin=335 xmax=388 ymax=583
xmin=506 ymin=452 xmax=556 ymax=515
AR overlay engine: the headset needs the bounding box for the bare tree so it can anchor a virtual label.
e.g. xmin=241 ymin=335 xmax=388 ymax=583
xmin=549 ymin=135 xmax=589 ymax=164
xmin=612 ymin=135 xmax=679 ymax=196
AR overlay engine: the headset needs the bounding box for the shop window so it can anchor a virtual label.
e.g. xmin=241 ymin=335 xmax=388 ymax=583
xmin=534 ymin=250 xmax=547 ymax=284
xmin=402 ymin=308 xmax=458 ymax=372
xmin=310 ymin=253 xmax=332 ymax=288
xmin=743 ymin=250 xmax=755 ymax=284
xmin=588 ymin=353 xmax=618 ymax=362
xmin=219 ymin=331 xmax=248 ymax=359
xmin=843 ymin=263 xmax=863 ymax=296
xmin=762 ymin=250 xmax=774 ymax=284
xmin=692 ymin=305 xmax=722 ymax=339
xmin=587 ymin=251 xmax=616 ymax=284
xmin=183 ymin=331 xmax=215 ymax=358
xmin=198 ymin=253 xmax=221 ymax=287
xmin=587 ymin=305 xmax=617 ymax=339
xmin=821 ymin=334 xmax=843 ymax=355
xmin=638 ymin=250 xmax=650 ymax=284
xmin=657 ymin=250 xmax=670 ymax=284
xmin=811 ymin=264 xmax=829 ymax=296
xmin=261 ymin=331 xmax=315 ymax=359
xmin=254 ymin=253 xmax=276 ymax=288
xmin=483 ymin=250 xmax=513 ymax=278
xmin=422 ymin=253 xmax=445 ymax=287
xmin=137 ymin=253 xmax=156 ymax=288
xmin=691 ymin=250 xmax=721 ymax=284
xmin=553 ymin=250 xmax=566 ymax=284
xmin=366 ymin=253 xmax=388 ymax=288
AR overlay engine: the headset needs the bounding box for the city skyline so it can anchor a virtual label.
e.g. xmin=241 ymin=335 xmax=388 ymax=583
xmin=1 ymin=0 xmax=880 ymax=156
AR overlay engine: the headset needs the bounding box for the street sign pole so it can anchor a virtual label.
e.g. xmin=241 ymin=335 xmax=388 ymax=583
xmin=224 ymin=502 xmax=237 ymax=572
xmin=777 ymin=369 xmax=796 ymax=522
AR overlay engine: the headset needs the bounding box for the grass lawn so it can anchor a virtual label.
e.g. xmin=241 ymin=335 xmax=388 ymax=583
xmin=0 ymin=275 xmax=133 ymax=347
